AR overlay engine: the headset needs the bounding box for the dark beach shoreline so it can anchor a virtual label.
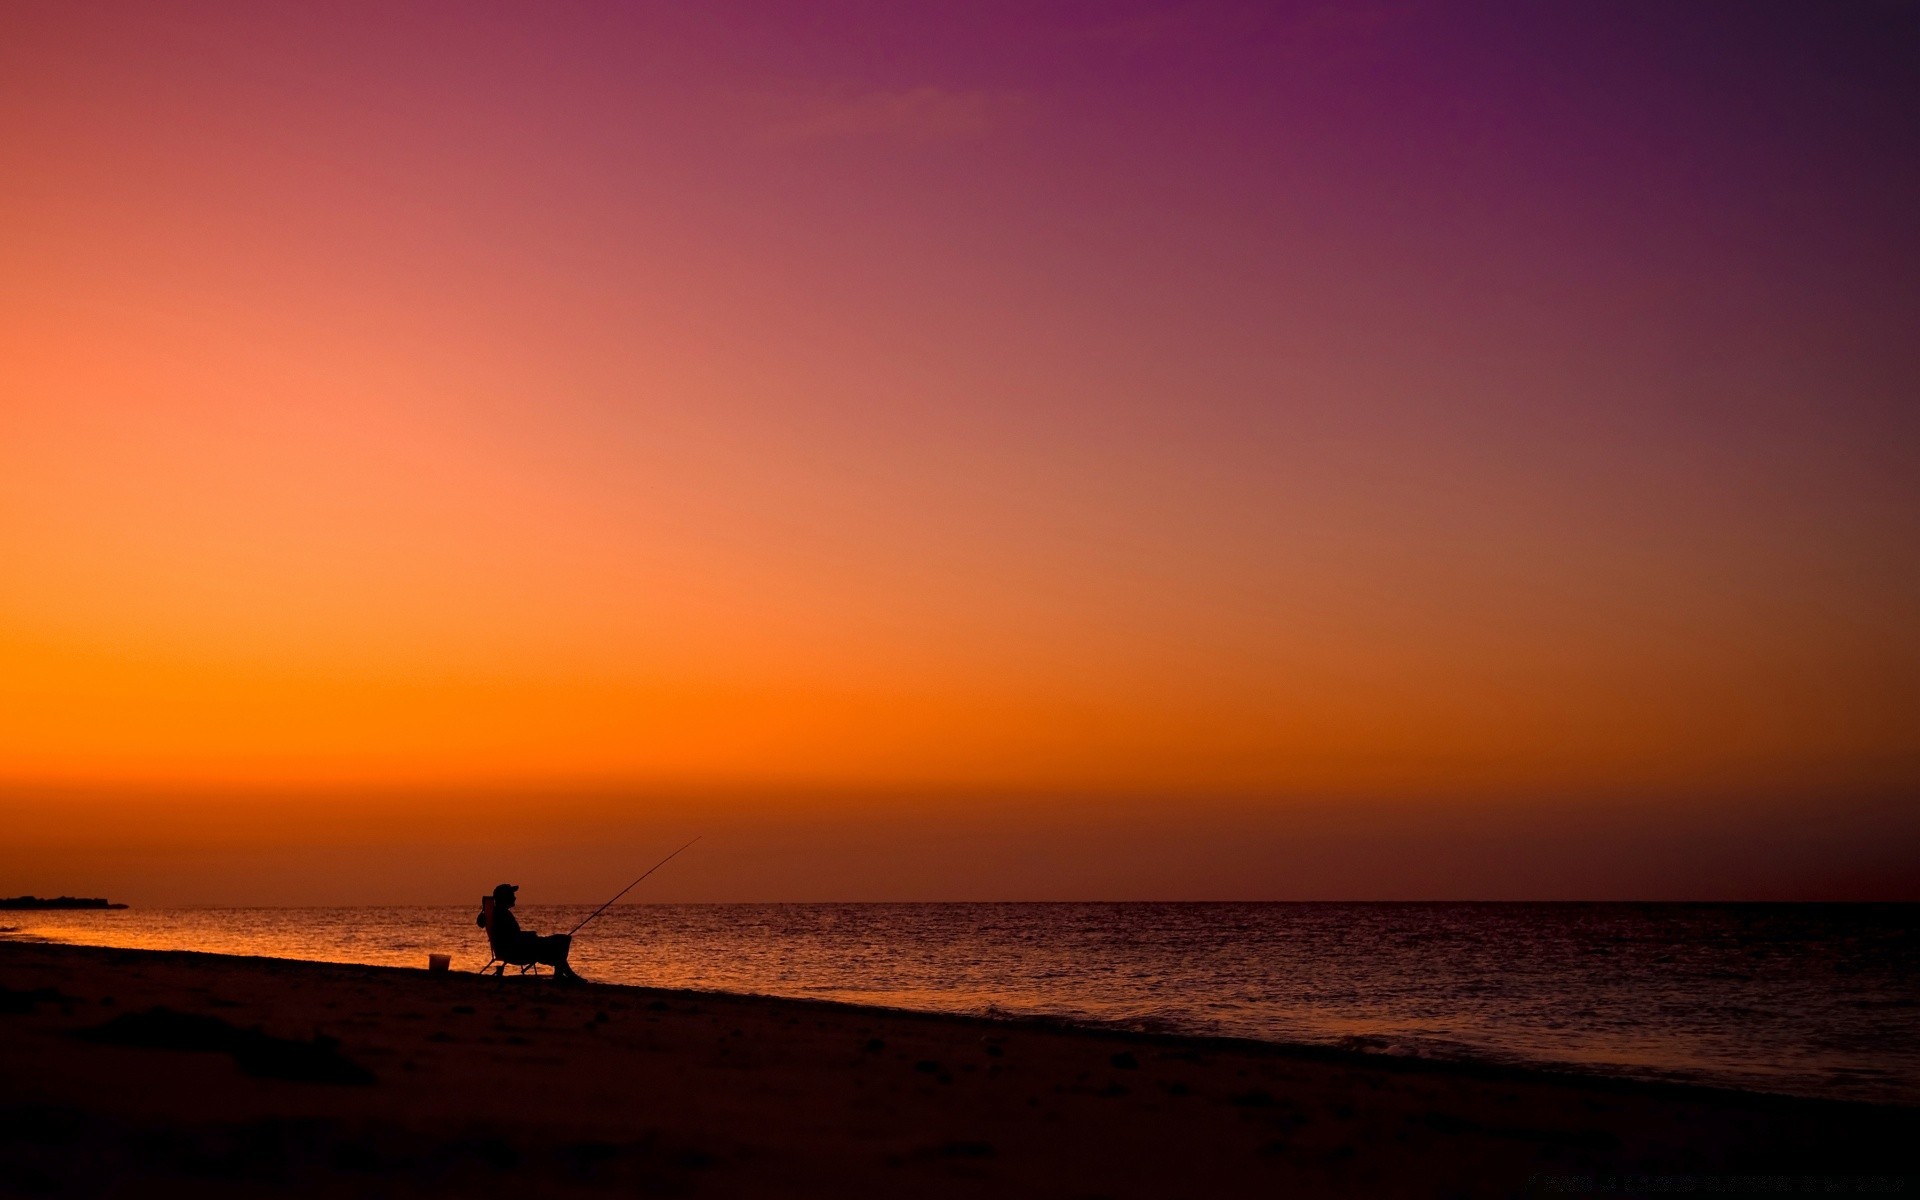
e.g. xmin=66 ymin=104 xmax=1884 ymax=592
xmin=3 ymin=940 xmax=1913 ymax=1197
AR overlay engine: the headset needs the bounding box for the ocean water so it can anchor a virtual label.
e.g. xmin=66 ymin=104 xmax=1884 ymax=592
xmin=5 ymin=902 xmax=1914 ymax=1103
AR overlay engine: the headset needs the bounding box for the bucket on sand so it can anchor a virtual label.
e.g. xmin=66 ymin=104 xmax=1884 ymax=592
xmin=428 ymin=953 xmax=451 ymax=972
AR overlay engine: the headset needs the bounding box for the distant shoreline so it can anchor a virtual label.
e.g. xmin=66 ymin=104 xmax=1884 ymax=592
xmin=0 ymin=895 xmax=126 ymax=910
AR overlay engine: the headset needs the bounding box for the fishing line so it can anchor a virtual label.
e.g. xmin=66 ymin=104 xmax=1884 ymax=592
xmin=568 ymin=836 xmax=701 ymax=936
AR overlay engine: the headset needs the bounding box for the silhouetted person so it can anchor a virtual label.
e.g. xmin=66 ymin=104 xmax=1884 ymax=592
xmin=478 ymin=883 xmax=581 ymax=980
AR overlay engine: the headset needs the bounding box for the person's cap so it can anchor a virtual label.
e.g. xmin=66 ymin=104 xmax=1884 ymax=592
xmin=492 ymin=883 xmax=518 ymax=897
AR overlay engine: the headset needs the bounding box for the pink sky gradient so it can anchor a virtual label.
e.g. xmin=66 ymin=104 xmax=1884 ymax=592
xmin=2 ymin=1 xmax=1915 ymax=899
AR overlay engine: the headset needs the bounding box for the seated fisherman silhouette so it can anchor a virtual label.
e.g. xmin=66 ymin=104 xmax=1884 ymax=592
xmin=477 ymin=883 xmax=581 ymax=980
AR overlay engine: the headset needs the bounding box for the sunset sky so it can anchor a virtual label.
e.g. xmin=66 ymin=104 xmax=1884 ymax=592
xmin=3 ymin=1 xmax=1916 ymax=901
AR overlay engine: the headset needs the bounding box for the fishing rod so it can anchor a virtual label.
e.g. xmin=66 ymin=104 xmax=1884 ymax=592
xmin=568 ymin=837 xmax=701 ymax=936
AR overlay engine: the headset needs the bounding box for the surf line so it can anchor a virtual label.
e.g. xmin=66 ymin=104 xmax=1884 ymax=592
xmin=568 ymin=837 xmax=702 ymax=936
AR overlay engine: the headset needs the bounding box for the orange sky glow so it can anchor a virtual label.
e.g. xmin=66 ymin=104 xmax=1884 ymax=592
xmin=3 ymin=2 xmax=1916 ymax=900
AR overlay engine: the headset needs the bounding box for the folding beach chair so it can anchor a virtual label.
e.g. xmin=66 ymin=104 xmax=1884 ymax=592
xmin=476 ymin=894 xmax=548 ymax=976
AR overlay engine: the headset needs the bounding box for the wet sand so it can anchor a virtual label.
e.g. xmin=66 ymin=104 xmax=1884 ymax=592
xmin=2 ymin=940 xmax=1912 ymax=1197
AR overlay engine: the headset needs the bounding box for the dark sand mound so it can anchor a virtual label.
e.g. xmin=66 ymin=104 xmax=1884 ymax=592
xmin=78 ymin=1005 xmax=374 ymax=1085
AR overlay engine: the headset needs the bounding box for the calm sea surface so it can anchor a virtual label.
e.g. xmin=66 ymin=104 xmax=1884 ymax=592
xmin=5 ymin=902 xmax=1914 ymax=1103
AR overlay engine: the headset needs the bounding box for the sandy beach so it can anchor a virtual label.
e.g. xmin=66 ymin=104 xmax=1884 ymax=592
xmin=2 ymin=941 xmax=1912 ymax=1197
